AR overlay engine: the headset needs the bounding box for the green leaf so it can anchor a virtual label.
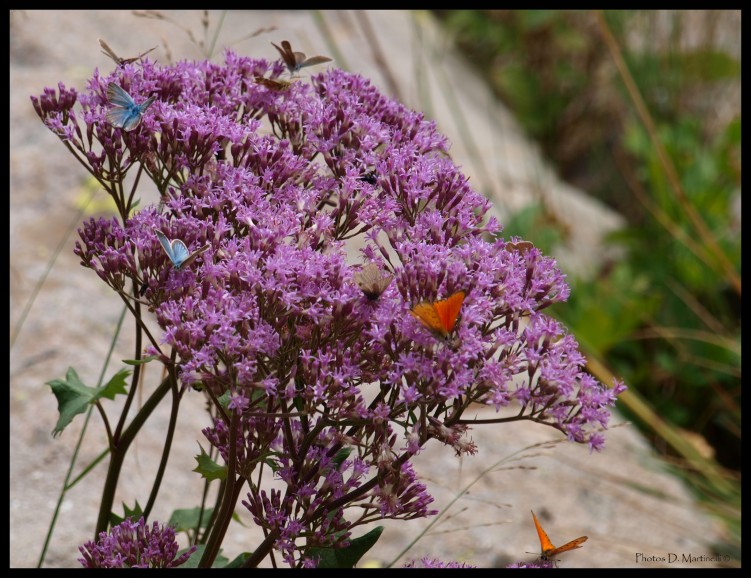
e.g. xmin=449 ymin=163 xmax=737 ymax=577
xmin=332 ymin=447 xmax=353 ymax=468
xmin=110 ymin=501 xmax=144 ymax=527
xmin=46 ymin=367 xmax=130 ymax=437
xmin=98 ymin=368 xmax=130 ymax=400
xmin=168 ymin=507 xmax=215 ymax=533
xmin=307 ymin=526 xmax=384 ymax=568
xmin=178 ymin=545 xmax=232 ymax=569
xmin=122 ymin=355 xmax=158 ymax=366
xmin=216 ymin=390 xmax=231 ymax=408
xmin=178 ymin=544 xmax=206 ymax=568
xmin=223 ymin=552 xmax=253 ymax=568
xmin=193 ymin=444 xmax=227 ymax=481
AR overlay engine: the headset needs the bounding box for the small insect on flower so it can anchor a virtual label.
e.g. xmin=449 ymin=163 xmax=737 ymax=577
xmin=410 ymin=291 xmax=466 ymax=338
xmin=357 ymin=171 xmax=378 ymax=186
xmin=98 ymin=38 xmax=157 ymax=67
xmin=531 ymin=510 xmax=588 ymax=562
xmin=106 ymin=83 xmax=157 ymax=132
xmin=271 ymin=40 xmax=332 ymax=76
xmin=354 ymin=263 xmax=393 ymax=301
xmin=253 ymin=75 xmax=294 ymax=92
xmin=506 ymin=241 xmax=534 ymax=254
xmin=154 ymin=229 xmax=209 ymax=271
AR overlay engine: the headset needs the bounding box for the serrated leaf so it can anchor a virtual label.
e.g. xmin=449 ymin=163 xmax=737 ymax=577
xmin=193 ymin=444 xmax=227 ymax=481
xmin=307 ymin=526 xmax=384 ymax=568
xmin=46 ymin=367 xmax=129 ymax=437
xmin=98 ymin=368 xmax=130 ymax=400
xmin=168 ymin=507 xmax=215 ymax=533
xmin=122 ymin=355 xmax=158 ymax=366
xmin=110 ymin=501 xmax=144 ymax=527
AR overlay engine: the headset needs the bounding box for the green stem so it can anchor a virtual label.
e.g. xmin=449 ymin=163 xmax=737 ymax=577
xmin=94 ymin=375 xmax=173 ymax=536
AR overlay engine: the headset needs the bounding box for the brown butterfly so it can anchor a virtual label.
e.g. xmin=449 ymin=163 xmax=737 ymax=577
xmin=506 ymin=240 xmax=534 ymax=254
xmin=271 ymin=40 xmax=332 ymax=76
xmin=531 ymin=510 xmax=588 ymax=561
xmin=410 ymin=291 xmax=466 ymax=338
xmin=253 ymin=75 xmax=294 ymax=92
xmin=99 ymin=38 xmax=156 ymax=67
xmin=354 ymin=263 xmax=393 ymax=301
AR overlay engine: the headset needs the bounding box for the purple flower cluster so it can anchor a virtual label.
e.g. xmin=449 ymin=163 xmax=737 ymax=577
xmin=34 ymin=49 xmax=624 ymax=567
xmin=403 ymin=556 xmax=477 ymax=568
xmin=78 ymin=517 xmax=195 ymax=568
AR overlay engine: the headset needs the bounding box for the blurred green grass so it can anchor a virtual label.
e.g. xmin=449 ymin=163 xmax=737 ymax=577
xmin=433 ymin=9 xmax=740 ymax=560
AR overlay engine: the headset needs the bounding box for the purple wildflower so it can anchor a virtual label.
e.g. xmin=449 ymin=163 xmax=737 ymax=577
xmin=77 ymin=517 xmax=195 ymax=568
xmin=35 ymin=47 xmax=625 ymax=568
xmin=403 ymin=556 xmax=477 ymax=568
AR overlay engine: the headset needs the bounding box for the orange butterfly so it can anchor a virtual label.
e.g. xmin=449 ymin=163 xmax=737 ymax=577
xmin=531 ymin=510 xmax=588 ymax=561
xmin=410 ymin=291 xmax=465 ymax=338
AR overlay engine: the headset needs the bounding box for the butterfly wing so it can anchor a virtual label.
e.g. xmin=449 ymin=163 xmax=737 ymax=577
xmin=254 ymin=76 xmax=292 ymax=91
xmin=299 ymin=55 xmax=332 ymax=69
xmin=532 ymin=511 xmax=587 ymax=560
xmin=107 ymin=85 xmax=154 ymax=131
xmin=272 ymin=41 xmax=298 ymax=73
xmin=549 ymin=536 xmax=588 ymax=557
xmin=168 ymin=239 xmax=191 ymax=269
xmin=155 ymin=229 xmax=176 ymax=263
xmin=410 ymin=302 xmax=447 ymax=337
xmin=432 ymin=291 xmax=465 ymax=335
xmin=355 ymin=263 xmax=393 ymax=300
xmin=507 ymin=241 xmax=534 ymax=254
xmin=99 ymin=38 xmax=123 ymax=65
xmin=178 ymin=244 xmax=210 ymax=270
xmin=531 ymin=511 xmax=557 ymax=558
xmin=122 ymin=95 xmax=155 ymax=131
xmin=106 ymin=107 xmax=136 ymax=130
xmin=107 ymin=83 xmax=136 ymax=108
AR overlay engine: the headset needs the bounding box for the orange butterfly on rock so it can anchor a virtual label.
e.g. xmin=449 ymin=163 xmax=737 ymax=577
xmin=531 ymin=510 xmax=588 ymax=561
xmin=410 ymin=291 xmax=465 ymax=338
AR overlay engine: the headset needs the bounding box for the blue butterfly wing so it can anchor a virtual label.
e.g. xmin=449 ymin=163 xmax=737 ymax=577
xmin=179 ymin=244 xmax=210 ymax=270
xmin=107 ymin=85 xmax=155 ymax=131
xmin=106 ymin=107 xmax=138 ymax=130
xmin=155 ymin=229 xmax=177 ymax=263
xmin=120 ymin=110 xmax=144 ymax=132
xmin=107 ymin=83 xmax=136 ymax=108
xmin=155 ymin=230 xmax=207 ymax=270
xmin=169 ymin=240 xmax=191 ymax=269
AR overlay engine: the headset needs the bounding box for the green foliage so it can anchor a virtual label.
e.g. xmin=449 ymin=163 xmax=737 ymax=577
xmin=437 ymin=10 xmax=740 ymax=555
xmin=307 ymin=526 xmax=384 ymax=568
xmin=193 ymin=445 xmax=228 ymax=481
xmin=110 ymin=501 xmax=144 ymax=527
xmin=168 ymin=507 xmax=216 ymax=534
xmin=46 ymin=367 xmax=130 ymax=437
xmin=179 ymin=545 xmax=231 ymax=568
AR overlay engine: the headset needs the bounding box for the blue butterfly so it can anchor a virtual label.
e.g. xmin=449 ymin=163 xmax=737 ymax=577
xmin=106 ymin=83 xmax=156 ymax=132
xmin=155 ymin=229 xmax=210 ymax=270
